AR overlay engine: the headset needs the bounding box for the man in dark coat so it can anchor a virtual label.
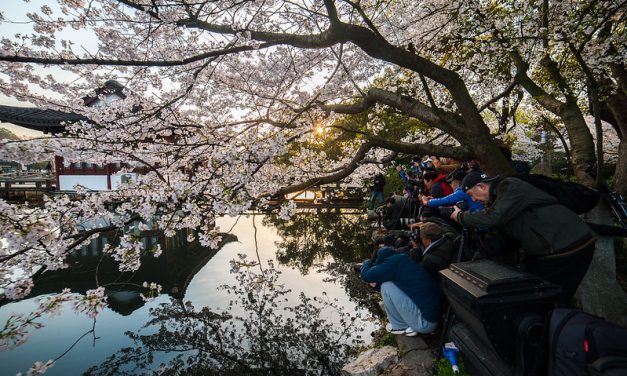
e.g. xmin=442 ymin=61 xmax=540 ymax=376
xmin=409 ymin=222 xmax=457 ymax=279
xmin=369 ymin=173 xmax=386 ymax=209
xmin=450 ymin=172 xmax=595 ymax=302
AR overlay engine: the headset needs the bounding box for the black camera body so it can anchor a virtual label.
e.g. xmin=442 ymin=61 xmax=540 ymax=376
xmin=438 ymin=200 xmax=469 ymax=219
xmin=399 ymin=228 xmax=421 ymax=242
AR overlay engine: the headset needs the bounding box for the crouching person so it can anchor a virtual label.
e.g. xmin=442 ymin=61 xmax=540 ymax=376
xmin=360 ymin=246 xmax=441 ymax=336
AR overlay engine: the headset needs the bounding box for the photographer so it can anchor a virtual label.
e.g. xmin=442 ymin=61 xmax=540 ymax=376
xmin=409 ymin=222 xmax=457 ymax=279
xmin=423 ymin=170 xmax=453 ymax=198
xmin=360 ymin=245 xmax=441 ymax=336
xmin=450 ymin=172 xmax=595 ymax=303
xmin=382 ymin=195 xmax=417 ymax=230
xmin=369 ymin=173 xmax=386 ymax=210
xmin=420 ymin=169 xmax=484 ymax=212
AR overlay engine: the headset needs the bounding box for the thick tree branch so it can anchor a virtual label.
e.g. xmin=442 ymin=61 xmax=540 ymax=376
xmin=319 ymin=88 xmax=463 ymax=136
xmin=478 ymin=80 xmax=517 ymax=112
xmin=269 ymin=138 xmax=471 ymax=198
xmin=368 ymin=135 xmax=472 ymax=159
xmin=362 ymin=151 xmax=399 ymax=164
xmin=511 ymin=51 xmax=565 ymax=115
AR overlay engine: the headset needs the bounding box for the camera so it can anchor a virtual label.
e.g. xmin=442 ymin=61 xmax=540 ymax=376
xmin=399 ymin=228 xmax=421 ymax=242
xmin=438 ymin=200 xmax=469 ymax=218
xmin=399 ymin=217 xmax=415 ymax=226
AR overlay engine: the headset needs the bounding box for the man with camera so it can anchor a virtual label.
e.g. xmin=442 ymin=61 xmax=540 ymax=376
xmin=420 ymin=169 xmax=484 ymax=212
xmin=450 ymin=172 xmax=595 ymax=302
xmin=408 ymin=222 xmax=457 ymax=279
xmin=360 ymin=243 xmax=441 ymax=336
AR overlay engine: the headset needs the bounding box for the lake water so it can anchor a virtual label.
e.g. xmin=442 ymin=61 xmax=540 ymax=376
xmin=0 ymin=210 xmax=378 ymax=375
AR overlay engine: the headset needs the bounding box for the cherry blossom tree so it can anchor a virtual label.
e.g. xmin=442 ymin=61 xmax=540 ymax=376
xmin=400 ymin=0 xmax=625 ymax=189
xmin=0 ymin=0 xmax=625 ymax=354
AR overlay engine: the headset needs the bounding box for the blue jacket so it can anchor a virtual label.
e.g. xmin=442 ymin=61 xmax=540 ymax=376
xmin=427 ymin=187 xmax=484 ymax=212
xmin=399 ymin=170 xmax=408 ymax=182
xmin=360 ymin=247 xmax=441 ymax=322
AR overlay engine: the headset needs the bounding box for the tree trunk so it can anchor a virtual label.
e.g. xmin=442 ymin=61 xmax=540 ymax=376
xmin=560 ymin=102 xmax=597 ymax=186
xmin=607 ymin=94 xmax=627 ymax=195
xmin=615 ymin=140 xmax=627 ymax=195
xmin=470 ymin=137 xmax=515 ymax=176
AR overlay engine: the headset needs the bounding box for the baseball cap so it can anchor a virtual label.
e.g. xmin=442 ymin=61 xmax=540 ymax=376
xmin=460 ymin=171 xmax=492 ymax=191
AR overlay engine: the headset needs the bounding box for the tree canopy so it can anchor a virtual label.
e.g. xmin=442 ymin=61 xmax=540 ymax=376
xmin=0 ymin=0 xmax=625 ymax=355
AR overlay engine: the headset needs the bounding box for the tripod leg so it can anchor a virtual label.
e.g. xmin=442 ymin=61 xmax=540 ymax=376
xmin=436 ymin=306 xmax=455 ymax=360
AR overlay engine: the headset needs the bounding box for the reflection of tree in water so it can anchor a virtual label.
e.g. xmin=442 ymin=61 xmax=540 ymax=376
xmin=86 ymin=255 xmax=366 ymax=375
xmin=266 ymin=209 xmax=384 ymax=320
xmin=264 ymin=209 xmax=374 ymax=274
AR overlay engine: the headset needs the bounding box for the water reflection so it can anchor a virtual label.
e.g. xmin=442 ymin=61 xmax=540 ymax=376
xmin=265 ymin=208 xmax=385 ymax=319
xmin=264 ymin=208 xmax=374 ymax=274
xmin=0 ymin=214 xmax=377 ymax=375
xmin=86 ymin=257 xmax=364 ymax=375
xmin=14 ymin=229 xmax=236 ymax=316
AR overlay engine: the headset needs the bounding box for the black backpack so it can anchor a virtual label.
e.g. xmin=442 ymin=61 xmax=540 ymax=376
xmin=546 ymin=308 xmax=627 ymax=376
xmin=514 ymin=174 xmax=600 ymax=214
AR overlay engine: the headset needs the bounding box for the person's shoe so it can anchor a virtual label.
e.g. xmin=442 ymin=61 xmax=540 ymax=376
xmin=385 ymin=323 xmax=407 ymax=335
xmin=404 ymin=327 xmax=418 ymax=337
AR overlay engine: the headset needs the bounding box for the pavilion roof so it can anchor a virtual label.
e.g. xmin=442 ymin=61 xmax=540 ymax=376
xmin=0 ymin=105 xmax=86 ymax=133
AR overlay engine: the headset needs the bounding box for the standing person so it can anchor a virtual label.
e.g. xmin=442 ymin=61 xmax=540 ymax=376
xmin=450 ymin=172 xmax=595 ymax=303
xmin=45 ymin=161 xmax=52 ymax=176
xmin=370 ymin=172 xmax=386 ymax=210
xmin=361 ymin=246 xmax=441 ymax=336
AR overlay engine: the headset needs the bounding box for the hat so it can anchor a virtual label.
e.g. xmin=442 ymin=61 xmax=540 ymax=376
xmin=419 ymin=222 xmax=442 ymax=240
xmin=461 ymin=171 xmax=495 ymax=191
xmin=446 ymin=169 xmax=467 ymax=184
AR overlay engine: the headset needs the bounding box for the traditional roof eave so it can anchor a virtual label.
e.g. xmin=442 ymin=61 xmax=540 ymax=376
xmin=0 ymin=105 xmax=86 ymax=134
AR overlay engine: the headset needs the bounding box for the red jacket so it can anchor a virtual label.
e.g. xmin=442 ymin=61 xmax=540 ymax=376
xmin=429 ymin=174 xmax=453 ymax=198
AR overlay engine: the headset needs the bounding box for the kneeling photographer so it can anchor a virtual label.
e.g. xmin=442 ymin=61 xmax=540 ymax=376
xmin=360 ymin=242 xmax=441 ymax=336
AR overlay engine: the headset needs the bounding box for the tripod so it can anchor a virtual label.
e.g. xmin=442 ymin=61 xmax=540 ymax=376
xmin=436 ymin=225 xmax=469 ymax=361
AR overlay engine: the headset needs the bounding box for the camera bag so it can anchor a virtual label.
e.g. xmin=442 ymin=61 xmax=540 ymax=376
xmin=546 ymin=308 xmax=627 ymax=376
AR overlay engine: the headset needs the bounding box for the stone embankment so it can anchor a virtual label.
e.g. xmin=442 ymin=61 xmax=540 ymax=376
xmin=342 ymin=334 xmax=434 ymax=376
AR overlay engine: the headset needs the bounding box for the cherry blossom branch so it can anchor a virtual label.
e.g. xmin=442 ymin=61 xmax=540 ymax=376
xmin=0 ymin=43 xmax=276 ymax=67
xmin=270 ymin=137 xmax=471 ymax=197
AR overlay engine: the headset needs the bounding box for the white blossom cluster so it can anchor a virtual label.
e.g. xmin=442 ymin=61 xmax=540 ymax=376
xmin=0 ymin=0 xmax=622 ymax=358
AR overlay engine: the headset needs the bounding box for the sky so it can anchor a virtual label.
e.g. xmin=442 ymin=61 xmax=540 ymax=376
xmin=0 ymin=0 xmax=95 ymax=138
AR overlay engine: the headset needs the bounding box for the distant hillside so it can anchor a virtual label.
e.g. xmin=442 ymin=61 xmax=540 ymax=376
xmin=0 ymin=126 xmax=20 ymax=140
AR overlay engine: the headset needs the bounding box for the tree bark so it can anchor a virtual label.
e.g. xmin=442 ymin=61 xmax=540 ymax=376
xmin=607 ymin=94 xmax=627 ymax=195
xmin=561 ymin=102 xmax=597 ymax=186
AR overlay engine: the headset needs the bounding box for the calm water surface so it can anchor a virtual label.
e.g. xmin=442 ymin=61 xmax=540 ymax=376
xmin=0 ymin=211 xmax=377 ymax=375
